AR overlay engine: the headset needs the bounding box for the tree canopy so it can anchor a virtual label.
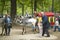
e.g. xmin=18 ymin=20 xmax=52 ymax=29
xmin=0 ymin=0 xmax=60 ymax=16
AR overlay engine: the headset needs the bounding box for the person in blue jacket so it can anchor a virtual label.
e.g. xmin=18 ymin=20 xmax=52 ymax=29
xmin=4 ymin=14 xmax=12 ymax=36
xmin=41 ymin=12 xmax=50 ymax=37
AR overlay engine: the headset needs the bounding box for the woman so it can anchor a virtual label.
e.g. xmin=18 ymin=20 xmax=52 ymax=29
xmin=37 ymin=17 xmax=42 ymax=36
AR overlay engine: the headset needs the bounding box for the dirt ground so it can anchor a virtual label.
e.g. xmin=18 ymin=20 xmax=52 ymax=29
xmin=0 ymin=24 xmax=60 ymax=40
xmin=12 ymin=25 xmax=60 ymax=40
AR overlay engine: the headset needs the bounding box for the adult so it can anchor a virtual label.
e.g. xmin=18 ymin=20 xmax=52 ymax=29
xmin=4 ymin=14 xmax=12 ymax=36
xmin=37 ymin=16 xmax=42 ymax=36
xmin=41 ymin=12 xmax=50 ymax=37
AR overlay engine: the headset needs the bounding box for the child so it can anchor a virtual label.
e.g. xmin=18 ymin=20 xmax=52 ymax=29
xmin=54 ymin=18 xmax=60 ymax=32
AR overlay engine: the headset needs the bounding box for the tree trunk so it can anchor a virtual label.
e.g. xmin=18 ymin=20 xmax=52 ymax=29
xmin=22 ymin=4 xmax=24 ymax=16
xmin=11 ymin=0 xmax=16 ymax=20
xmin=52 ymin=0 xmax=54 ymax=12
xmin=34 ymin=0 xmax=37 ymax=11
xmin=31 ymin=0 xmax=33 ymax=16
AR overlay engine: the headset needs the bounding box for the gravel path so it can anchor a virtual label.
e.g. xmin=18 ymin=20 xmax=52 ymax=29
xmin=0 ymin=27 xmax=57 ymax=40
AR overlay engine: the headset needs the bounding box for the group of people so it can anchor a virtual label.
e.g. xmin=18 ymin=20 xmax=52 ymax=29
xmin=32 ymin=11 xmax=60 ymax=37
xmin=1 ymin=11 xmax=60 ymax=37
xmin=32 ymin=11 xmax=50 ymax=37
xmin=1 ymin=14 xmax=12 ymax=36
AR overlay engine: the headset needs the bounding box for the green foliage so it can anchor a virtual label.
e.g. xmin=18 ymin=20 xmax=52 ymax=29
xmin=0 ymin=0 xmax=60 ymax=15
xmin=54 ymin=0 xmax=60 ymax=12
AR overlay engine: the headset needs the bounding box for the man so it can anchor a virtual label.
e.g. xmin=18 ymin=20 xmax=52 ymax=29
xmin=4 ymin=14 xmax=12 ymax=36
xmin=41 ymin=12 xmax=50 ymax=37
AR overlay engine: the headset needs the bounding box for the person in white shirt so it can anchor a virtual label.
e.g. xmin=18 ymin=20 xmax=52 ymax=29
xmin=27 ymin=16 xmax=37 ymax=32
xmin=54 ymin=18 xmax=60 ymax=32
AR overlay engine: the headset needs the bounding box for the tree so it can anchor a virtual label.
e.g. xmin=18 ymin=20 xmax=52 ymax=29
xmin=52 ymin=0 xmax=54 ymax=12
xmin=54 ymin=0 xmax=60 ymax=13
xmin=34 ymin=0 xmax=37 ymax=11
xmin=11 ymin=0 xmax=16 ymax=20
xmin=0 ymin=0 xmax=5 ymax=16
xmin=31 ymin=0 xmax=33 ymax=16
